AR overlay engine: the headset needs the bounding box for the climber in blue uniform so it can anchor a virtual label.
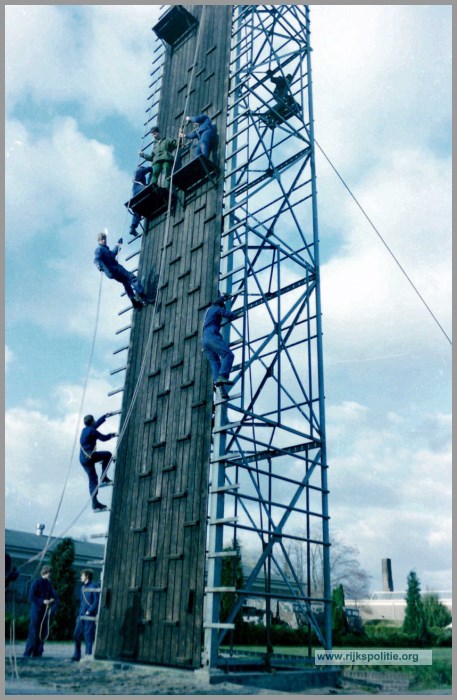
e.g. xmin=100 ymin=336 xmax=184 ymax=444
xmin=182 ymin=114 xmax=216 ymax=158
xmin=202 ymin=294 xmax=236 ymax=388
xmin=79 ymin=413 xmax=116 ymax=512
xmin=23 ymin=566 xmax=58 ymax=658
xmin=129 ymin=165 xmax=152 ymax=237
xmin=94 ymin=232 xmax=147 ymax=309
xmin=71 ymin=569 xmax=99 ymax=662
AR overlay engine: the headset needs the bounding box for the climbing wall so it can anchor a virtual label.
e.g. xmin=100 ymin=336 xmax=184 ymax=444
xmin=95 ymin=5 xmax=232 ymax=668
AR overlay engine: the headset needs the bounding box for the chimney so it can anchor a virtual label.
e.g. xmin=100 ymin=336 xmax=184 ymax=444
xmin=382 ymin=558 xmax=394 ymax=591
xmin=36 ymin=523 xmax=45 ymax=536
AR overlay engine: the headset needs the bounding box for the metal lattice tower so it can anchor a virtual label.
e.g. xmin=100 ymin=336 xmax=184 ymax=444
xmin=204 ymin=4 xmax=331 ymax=667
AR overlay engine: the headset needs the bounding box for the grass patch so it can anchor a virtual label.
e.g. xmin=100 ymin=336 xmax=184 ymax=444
xmin=220 ymin=645 xmax=452 ymax=689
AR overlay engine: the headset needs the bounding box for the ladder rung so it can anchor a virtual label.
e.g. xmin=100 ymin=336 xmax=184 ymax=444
xmin=205 ymin=587 xmax=236 ymax=593
xmin=90 ymin=532 xmax=108 ymax=539
xmin=118 ymin=305 xmax=133 ymax=316
xmin=204 ymin=623 xmax=235 ymax=629
xmin=80 ymin=615 xmax=97 ymax=621
xmin=207 ymin=550 xmax=237 ymax=558
xmin=214 ymin=392 xmax=241 ymax=405
xmin=210 ymin=483 xmax=240 ymax=494
xmin=211 ymin=453 xmax=241 ymax=463
xmin=116 ymin=325 xmax=131 ymax=335
xmin=107 ymin=387 xmax=124 ymax=396
xmin=212 ymin=422 xmax=242 ymax=434
xmin=220 ymin=243 xmax=246 ymax=259
xmin=209 ymin=516 xmax=239 ymax=526
xmin=219 ymin=265 xmax=245 ymax=280
xmin=110 ymin=366 xmax=126 ymax=376
xmin=86 ymin=560 xmax=105 ymax=565
xmin=113 ymin=345 xmax=129 ymax=355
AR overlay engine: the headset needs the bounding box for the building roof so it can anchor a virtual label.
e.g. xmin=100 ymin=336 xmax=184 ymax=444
xmin=5 ymin=528 xmax=104 ymax=565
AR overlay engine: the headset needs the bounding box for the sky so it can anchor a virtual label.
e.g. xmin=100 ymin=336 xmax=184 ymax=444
xmin=5 ymin=4 xmax=452 ymax=595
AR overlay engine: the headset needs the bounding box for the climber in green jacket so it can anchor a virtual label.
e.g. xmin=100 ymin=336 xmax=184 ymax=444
xmin=139 ymin=126 xmax=178 ymax=187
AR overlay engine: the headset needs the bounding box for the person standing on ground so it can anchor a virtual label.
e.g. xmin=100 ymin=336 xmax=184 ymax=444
xmin=23 ymin=565 xmax=58 ymax=658
xmin=70 ymin=569 xmax=99 ymax=662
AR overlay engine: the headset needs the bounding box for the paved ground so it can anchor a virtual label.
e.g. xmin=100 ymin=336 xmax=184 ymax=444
xmin=4 ymin=643 xmax=452 ymax=696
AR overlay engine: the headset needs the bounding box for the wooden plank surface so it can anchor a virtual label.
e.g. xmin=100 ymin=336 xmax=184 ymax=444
xmin=96 ymin=5 xmax=232 ymax=668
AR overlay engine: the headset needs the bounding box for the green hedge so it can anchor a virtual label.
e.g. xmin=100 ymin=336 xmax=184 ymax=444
xmin=5 ymin=614 xmax=30 ymax=641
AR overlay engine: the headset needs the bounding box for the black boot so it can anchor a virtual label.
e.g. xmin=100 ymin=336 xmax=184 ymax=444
xmin=92 ymin=500 xmax=107 ymax=512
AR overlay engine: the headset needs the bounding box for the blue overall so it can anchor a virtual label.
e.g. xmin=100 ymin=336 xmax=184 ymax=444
xmin=79 ymin=415 xmax=112 ymax=504
xmin=23 ymin=577 xmax=58 ymax=657
xmin=202 ymin=302 xmax=236 ymax=381
xmin=94 ymin=243 xmax=145 ymax=301
xmin=73 ymin=581 xmax=99 ymax=659
xmin=130 ymin=165 xmax=152 ymax=234
xmin=185 ymin=114 xmax=216 ymax=158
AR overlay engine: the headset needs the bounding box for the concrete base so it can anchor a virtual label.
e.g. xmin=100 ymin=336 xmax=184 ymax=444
xmin=209 ymin=668 xmax=342 ymax=692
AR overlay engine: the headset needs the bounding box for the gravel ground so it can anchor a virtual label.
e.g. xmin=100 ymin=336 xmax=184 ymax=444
xmin=5 ymin=644 xmax=451 ymax=696
xmin=4 ymin=643 xmax=342 ymax=696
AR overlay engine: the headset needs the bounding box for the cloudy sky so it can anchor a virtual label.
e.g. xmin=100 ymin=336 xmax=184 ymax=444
xmin=5 ymin=5 xmax=451 ymax=594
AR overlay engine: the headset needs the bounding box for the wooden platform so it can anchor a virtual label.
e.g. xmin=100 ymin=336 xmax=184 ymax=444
xmin=152 ymin=6 xmax=198 ymax=49
xmin=125 ymin=184 xmax=173 ymax=220
xmin=258 ymin=98 xmax=302 ymax=128
xmin=172 ymin=155 xmax=219 ymax=193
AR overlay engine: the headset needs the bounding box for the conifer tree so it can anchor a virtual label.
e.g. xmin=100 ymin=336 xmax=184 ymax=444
xmin=49 ymin=538 xmax=77 ymax=640
xmin=423 ymin=592 xmax=451 ymax=628
xmin=402 ymin=570 xmax=428 ymax=638
xmin=331 ymin=583 xmax=348 ymax=637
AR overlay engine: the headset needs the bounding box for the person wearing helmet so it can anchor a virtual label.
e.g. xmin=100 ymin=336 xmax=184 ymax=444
xmin=94 ymin=232 xmax=147 ymax=310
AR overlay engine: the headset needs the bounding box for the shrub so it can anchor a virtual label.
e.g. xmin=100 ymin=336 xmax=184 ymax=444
xmin=411 ymin=660 xmax=452 ymax=689
xmin=5 ymin=614 xmax=30 ymax=641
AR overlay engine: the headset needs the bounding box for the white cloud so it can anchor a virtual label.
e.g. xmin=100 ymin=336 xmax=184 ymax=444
xmin=5 ymin=5 xmax=160 ymax=124
xmin=6 ymin=117 xmax=130 ymax=244
xmin=320 ymin=147 xmax=451 ymax=360
xmin=312 ymin=5 xmax=451 ymax=171
xmin=6 ymin=116 xmax=145 ymax=342
xmin=327 ymin=401 xmax=452 ymax=588
xmin=5 ymin=374 xmax=121 ymax=535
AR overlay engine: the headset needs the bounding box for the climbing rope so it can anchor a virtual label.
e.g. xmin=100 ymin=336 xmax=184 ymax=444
xmin=8 ymin=585 xmax=19 ymax=679
xmin=23 ymin=272 xmax=105 ymax=576
xmin=39 ymin=602 xmax=53 ymax=643
xmin=313 ymin=138 xmax=452 ymax=348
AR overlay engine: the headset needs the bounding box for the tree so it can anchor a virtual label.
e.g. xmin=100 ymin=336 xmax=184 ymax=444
xmin=220 ymin=539 xmax=244 ymax=625
xmin=423 ymin=593 xmax=451 ymax=629
xmin=49 ymin=538 xmax=77 ymax=640
xmin=282 ymin=529 xmax=372 ymax=600
xmin=331 ymin=584 xmax=348 ymax=638
xmin=402 ymin=570 xmax=427 ymax=638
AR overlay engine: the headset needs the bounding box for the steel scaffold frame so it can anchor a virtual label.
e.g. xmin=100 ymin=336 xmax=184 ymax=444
xmin=204 ymin=5 xmax=331 ymax=668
